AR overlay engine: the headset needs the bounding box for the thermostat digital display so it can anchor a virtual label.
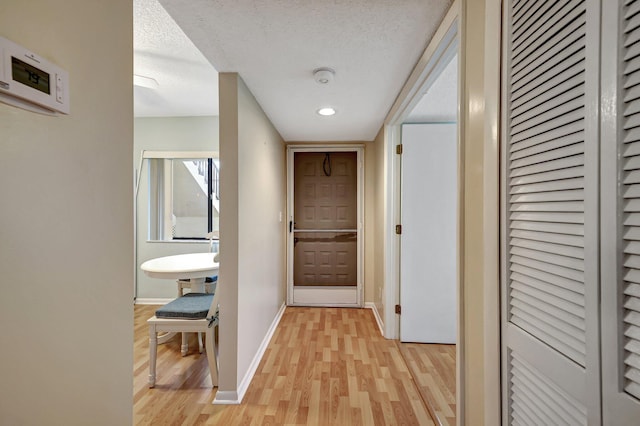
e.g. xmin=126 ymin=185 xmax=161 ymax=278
xmin=0 ymin=36 xmax=69 ymax=115
xmin=12 ymin=56 xmax=50 ymax=95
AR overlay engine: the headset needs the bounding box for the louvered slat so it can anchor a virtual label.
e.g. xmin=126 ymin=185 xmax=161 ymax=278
xmin=512 ymin=0 xmax=584 ymax=74
xmin=510 ymin=177 xmax=585 ymax=195
xmin=511 ymin=0 xmax=556 ymax=41
xmin=512 ymin=57 xmax=584 ymax=112
xmin=511 ymin=147 xmax=584 ymax=173
xmin=511 ymin=304 xmax=585 ymax=346
xmin=510 ymin=141 xmax=583 ymax=169
xmin=510 ymin=165 xmax=584 ymax=187
xmin=510 ymin=201 xmax=584 ymax=212
xmin=626 ymin=241 xmax=640 ymax=256
xmin=511 ymin=246 xmax=584 ymax=270
xmin=509 ymin=352 xmax=587 ymax=425
xmin=510 ymin=131 xmax=583 ymax=161
xmin=510 ymin=229 xmax=584 ymax=248
xmin=623 ymin=0 xmax=640 ymax=403
xmin=510 ymin=118 xmax=582 ymax=151
xmin=510 ymin=220 xmax=584 ymax=236
xmin=511 ymin=268 xmax=585 ymax=300
xmin=510 ymin=109 xmax=584 ymax=145
xmin=510 ymin=237 xmax=584 ymax=258
xmin=512 ymin=30 xmax=585 ymax=102
xmin=506 ymin=0 xmax=587 ymax=367
xmin=511 ymin=360 xmax=584 ymax=423
xmin=510 ymin=189 xmax=584 ymax=203
xmin=509 ymin=212 xmax=583 ymax=224
xmin=512 ymin=294 xmax=585 ymax=330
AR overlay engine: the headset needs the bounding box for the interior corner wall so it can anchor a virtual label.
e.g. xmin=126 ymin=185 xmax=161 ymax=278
xmin=460 ymin=0 xmax=502 ymax=423
xmin=364 ymin=141 xmax=376 ymax=305
xmin=218 ymin=73 xmax=240 ymax=396
xmin=372 ymin=127 xmax=386 ymax=320
xmin=0 ymin=1 xmax=133 ymax=424
xmin=134 ymin=116 xmax=219 ymax=299
xmin=218 ymin=73 xmax=286 ymax=399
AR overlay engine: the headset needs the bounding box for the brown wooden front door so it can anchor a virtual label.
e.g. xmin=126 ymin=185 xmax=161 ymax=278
xmin=293 ymin=152 xmax=358 ymax=288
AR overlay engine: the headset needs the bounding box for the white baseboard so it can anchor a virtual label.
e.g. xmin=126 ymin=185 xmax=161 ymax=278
xmin=211 ymin=390 xmax=241 ymax=405
xmin=135 ymin=298 xmax=173 ymax=305
xmin=213 ymin=302 xmax=287 ymax=405
xmin=365 ymin=302 xmax=384 ymax=337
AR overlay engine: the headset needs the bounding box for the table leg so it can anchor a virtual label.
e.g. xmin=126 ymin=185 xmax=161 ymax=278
xmin=189 ymin=277 xmax=206 ymax=293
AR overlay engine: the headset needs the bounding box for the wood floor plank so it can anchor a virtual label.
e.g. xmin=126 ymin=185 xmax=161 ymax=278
xmin=134 ymin=305 xmax=436 ymax=425
xmin=397 ymin=342 xmax=456 ymax=426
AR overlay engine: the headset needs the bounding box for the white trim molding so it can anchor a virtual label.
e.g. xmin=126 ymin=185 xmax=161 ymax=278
xmin=382 ymin=1 xmax=460 ymax=342
xmin=365 ymin=302 xmax=384 ymax=337
xmin=212 ymin=303 xmax=286 ymax=405
xmin=135 ymin=298 xmax=174 ymax=305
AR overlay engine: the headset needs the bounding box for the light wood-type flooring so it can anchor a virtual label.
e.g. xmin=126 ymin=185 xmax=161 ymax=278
xmin=398 ymin=343 xmax=456 ymax=426
xmin=134 ymin=305 xmax=455 ymax=425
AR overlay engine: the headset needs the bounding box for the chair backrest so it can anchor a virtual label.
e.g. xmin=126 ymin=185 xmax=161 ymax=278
xmin=206 ymin=281 xmax=220 ymax=320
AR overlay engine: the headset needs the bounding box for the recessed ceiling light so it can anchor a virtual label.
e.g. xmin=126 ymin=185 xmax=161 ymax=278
xmin=317 ymin=107 xmax=336 ymax=116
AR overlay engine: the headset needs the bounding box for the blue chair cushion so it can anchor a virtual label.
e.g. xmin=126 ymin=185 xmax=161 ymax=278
xmin=155 ymin=293 xmax=214 ymax=319
xmin=205 ymin=275 xmax=218 ymax=283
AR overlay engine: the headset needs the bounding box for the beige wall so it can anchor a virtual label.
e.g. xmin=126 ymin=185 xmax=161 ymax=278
xmin=364 ymin=141 xmax=377 ymax=305
xmin=372 ymin=128 xmax=385 ymax=318
xmin=217 ymin=73 xmax=286 ymax=401
xmin=0 ymin=1 xmax=133 ymax=424
xmin=459 ymin=0 xmax=501 ymax=423
xmin=134 ymin=116 xmax=220 ymax=155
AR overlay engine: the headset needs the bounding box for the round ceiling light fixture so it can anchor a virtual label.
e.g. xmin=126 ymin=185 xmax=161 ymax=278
xmin=317 ymin=107 xmax=336 ymax=116
xmin=313 ymin=67 xmax=335 ymax=85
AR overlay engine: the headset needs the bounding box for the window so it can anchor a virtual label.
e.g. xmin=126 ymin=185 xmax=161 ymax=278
xmin=147 ymin=156 xmax=219 ymax=241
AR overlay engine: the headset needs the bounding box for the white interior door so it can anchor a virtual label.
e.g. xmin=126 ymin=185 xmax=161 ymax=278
xmin=601 ymin=0 xmax=640 ymax=423
xmin=501 ymin=0 xmax=601 ymax=423
xmin=400 ymin=123 xmax=457 ymax=343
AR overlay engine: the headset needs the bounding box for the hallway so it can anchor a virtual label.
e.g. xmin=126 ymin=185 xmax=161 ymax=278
xmin=134 ymin=305 xmax=455 ymax=425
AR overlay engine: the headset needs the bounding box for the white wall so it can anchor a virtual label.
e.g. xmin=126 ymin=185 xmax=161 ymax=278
xmin=134 ymin=116 xmax=219 ymax=299
xmin=0 ymin=1 xmax=133 ymax=424
xmin=218 ymin=73 xmax=286 ymax=401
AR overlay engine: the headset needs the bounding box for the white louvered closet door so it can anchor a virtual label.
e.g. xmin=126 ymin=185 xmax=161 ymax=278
xmin=601 ymin=0 xmax=640 ymax=424
xmin=501 ymin=0 xmax=601 ymax=424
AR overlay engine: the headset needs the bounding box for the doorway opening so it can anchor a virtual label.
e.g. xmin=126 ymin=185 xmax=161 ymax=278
xmin=286 ymin=145 xmax=364 ymax=307
xmin=383 ymin=6 xmax=459 ymax=425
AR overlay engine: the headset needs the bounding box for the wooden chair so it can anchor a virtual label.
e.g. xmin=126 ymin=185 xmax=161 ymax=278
xmin=177 ymin=276 xmax=217 ymax=355
xmin=147 ymin=288 xmax=220 ymax=388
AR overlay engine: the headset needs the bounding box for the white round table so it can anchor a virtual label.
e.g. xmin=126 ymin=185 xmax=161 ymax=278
xmin=140 ymin=252 xmax=219 ymax=293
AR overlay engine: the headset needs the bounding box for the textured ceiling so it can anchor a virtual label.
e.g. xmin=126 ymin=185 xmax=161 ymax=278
xmin=156 ymin=0 xmax=453 ymax=141
xmin=134 ymin=0 xmax=218 ymax=117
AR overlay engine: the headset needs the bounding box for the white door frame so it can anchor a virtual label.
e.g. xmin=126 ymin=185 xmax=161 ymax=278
xmin=381 ymin=0 xmax=465 ymax=419
xmin=383 ymin=2 xmax=459 ymax=341
xmin=286 ymin=144 xmax=364 ymax=307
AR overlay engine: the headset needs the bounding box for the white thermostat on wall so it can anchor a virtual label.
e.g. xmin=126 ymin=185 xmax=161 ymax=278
xmin=0 ymin=36 xmax=69 ymax=115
